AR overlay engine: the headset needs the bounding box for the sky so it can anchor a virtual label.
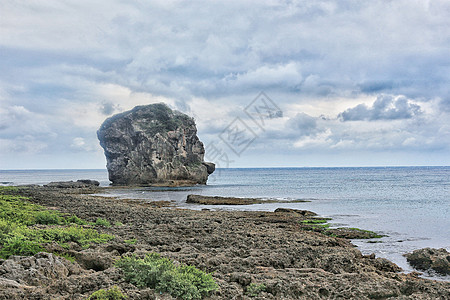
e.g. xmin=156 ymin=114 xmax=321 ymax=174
xmin=1 ymin=0 xmax=450 ymax=169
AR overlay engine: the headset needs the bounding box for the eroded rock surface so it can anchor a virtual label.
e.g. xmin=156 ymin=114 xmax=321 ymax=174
xmin=97 ymin=103 xmax=214 ymax=186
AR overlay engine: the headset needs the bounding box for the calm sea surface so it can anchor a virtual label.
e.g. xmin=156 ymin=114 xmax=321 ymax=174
xmin=1 ymin=167 xmax=449 ymax=280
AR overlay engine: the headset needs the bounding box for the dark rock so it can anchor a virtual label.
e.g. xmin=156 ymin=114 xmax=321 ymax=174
xmin=77 ymin=179 xmax=100 ymax=186
xmin=186 ymin=195 xmax=309 ymax=205
xmin=97 ymin=103 xmax=215 ymax=186
xmin=404 ymin=248 xmax=450 ymax=275
xmin=274 ymin=208 xmax=317 ymax=216
xmin=44 ymin=180 xmax=99 ymax=188
xmin=70 ymin=250 xmax=114 ymax=271
xmin=202 ymin=162 xmax=216 ymax=174
xmin=187 ymin=194 xmax=263 ymax=205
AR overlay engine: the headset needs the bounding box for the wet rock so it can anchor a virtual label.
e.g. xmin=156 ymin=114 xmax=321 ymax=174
xmin=404 ymin=248 xmax=450 ymax=275
xmin=274 ymin=208 xmax=317 ymax=216
xmin=187 ymin=194 xmax=263 ymax=205
xmin=186 ymin=195 xmax=309 ymax=205
xmin=97 ymin=103 xmax=214 ymax=186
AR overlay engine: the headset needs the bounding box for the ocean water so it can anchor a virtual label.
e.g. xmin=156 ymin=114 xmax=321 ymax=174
xmin=1 ymin=167 xmax=449 ymax=280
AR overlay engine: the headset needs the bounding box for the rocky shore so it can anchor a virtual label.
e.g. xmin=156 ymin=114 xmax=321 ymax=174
xmin=1 ymin=185 xmax=449 ymax=299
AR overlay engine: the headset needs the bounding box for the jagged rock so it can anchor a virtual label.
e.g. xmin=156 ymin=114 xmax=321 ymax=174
xmin=0 ymin=252 xmax=73 ymax=286
xmin=404 ymin=248 xmax=450 ymax=275
xmin=97 ymin=103 xmax=214 ymax=186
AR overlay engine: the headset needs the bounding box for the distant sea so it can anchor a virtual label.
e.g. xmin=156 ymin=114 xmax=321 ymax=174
xmin=1 ymin=167 xmax=449 ymax=280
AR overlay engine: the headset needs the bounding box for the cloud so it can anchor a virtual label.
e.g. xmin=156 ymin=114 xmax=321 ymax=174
xmin=338 ymin=95 xmax=422 ymax=121
xmin=285 ymin=113 xmax=318 ymax=136
xmin=99 ymin=101 xmax=118 ymax=115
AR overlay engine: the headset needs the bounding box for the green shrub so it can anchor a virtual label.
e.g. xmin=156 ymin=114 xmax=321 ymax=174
xmin=34 ymin=210 xmax=62 ymax=225
xmin=87 ymin=286 xmax=126 ymax=300
xmin=64 ymin=215 xmax=88 ymax=225
xmin=246 ymin=283 xmax=267 ymax=297
xmin=0 ymin=235 xmax=43 ymax=258
xmin=116 ymin=253 xmax=218 ymax=299
xmin=39 ymin=225 xmax=114 ymax=248
xmin=95 ymin=218 xmax=111 ymax=227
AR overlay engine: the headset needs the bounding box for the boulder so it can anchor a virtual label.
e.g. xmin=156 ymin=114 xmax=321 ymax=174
xmin=97 ymin=103 xmax=214 ymax=186
xmin=404 ymin=248 xmax=450 ymax=275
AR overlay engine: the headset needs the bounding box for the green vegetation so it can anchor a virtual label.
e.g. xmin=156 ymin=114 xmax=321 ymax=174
xmin=299 ymin=216 xmax=385 ymax=239
xmin=246 ymin=283 xmax=267 ymax=297
xmin=116 ymin=253 xmax=218 ymax=300
xmin=301 ymin=218 xmax=330 ymax=224
xmin=124 ymin=238 xmax=137 ymax=245
xmin=54 ymin=252 xmax=76 ymax=263
xmin=348 ymin=228 xmax=385 ymax=238
xmin=0 ymin=187 xmax=113 ymax=259
xmin=95 ymin=218 xmax=111 ymax=227
xmin=87 ymin=286 xmax=127 ymax=300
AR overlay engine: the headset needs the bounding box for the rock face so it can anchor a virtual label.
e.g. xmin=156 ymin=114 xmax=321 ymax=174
xmin=97 ymin=103 xmax=214 ymax=186
xmin=404 ymin=248 xmax=450 ymax=275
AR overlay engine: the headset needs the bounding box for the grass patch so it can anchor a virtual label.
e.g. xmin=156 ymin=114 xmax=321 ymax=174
xmin=87 ymin=286 xmax=127 ymax=299
xmin=0 ymin=187 xmax=113 ymax=259
xmin=116 ymin=253 xmax=218 ymax=300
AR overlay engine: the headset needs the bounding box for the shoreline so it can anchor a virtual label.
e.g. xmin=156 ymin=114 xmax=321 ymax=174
xmin=1 ymin=185 xmax=449 ymax=299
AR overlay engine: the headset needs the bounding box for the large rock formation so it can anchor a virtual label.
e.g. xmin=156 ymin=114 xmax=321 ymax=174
xmin=97 ymin=103 xmax=214 ymax=186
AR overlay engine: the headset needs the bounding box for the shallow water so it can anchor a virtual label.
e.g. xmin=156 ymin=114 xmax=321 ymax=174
xmin=2 ymin=167 xmax=449 ymax=280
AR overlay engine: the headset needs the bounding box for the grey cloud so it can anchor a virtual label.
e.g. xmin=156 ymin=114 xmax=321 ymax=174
xmin=99 ymin=101 xmax=118 ymax=115
xmin=286 ymin=113 xmax=318 ymax=135
xmin=339 ymin=95 xmax=422 ymax=121
xmin=439 ymin=98 xmax=450 ymax=112
xmin=358 ymin=81 xmax=394 ymax=93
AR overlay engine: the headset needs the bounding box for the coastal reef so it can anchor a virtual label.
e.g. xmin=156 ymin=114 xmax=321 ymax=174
xmin=1 ymin=186 xmax=449 ymax=299
xmin=97 ymin=103 xmax=214 ymax=186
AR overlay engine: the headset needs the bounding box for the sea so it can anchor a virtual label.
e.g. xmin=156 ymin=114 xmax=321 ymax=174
xmin=1 ymin=167 xmax=449 ymax=281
